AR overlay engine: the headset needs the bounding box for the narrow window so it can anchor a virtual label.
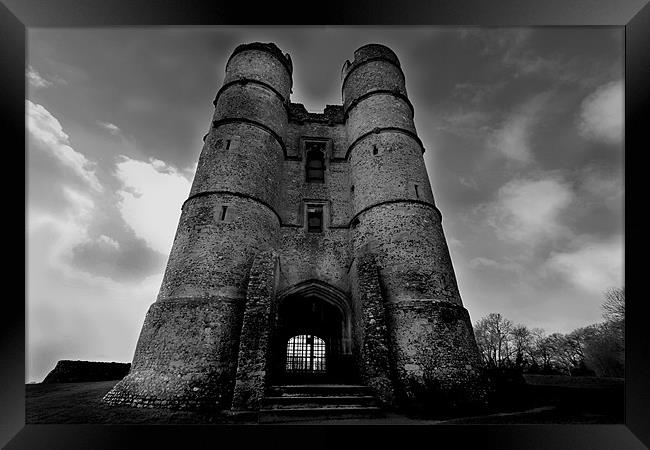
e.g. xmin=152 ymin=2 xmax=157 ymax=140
xmin=350 ymin=185 xmax=355 ymax=193
xmin=307 ymin=205 xmax=323 ymax=233
xmin=305 ymin=142 xmax=325 ymax=182
xmin=373 ymin=145 xmax=378 ymax=155
xmin=225 ymin=139 xmax=231 ymax=150
xmin=220 ymin=205 xmax=228 ymax=221
xmin=415 ymin=184 xmax=419 ymax=199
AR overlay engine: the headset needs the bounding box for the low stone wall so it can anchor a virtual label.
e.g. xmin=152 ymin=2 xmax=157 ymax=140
xmin=42 ymin=360 xmax=130 ymax=383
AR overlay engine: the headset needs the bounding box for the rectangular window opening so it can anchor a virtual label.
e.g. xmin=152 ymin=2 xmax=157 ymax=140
xmin=305 ymin=141 xmax=326 ymax=183
xmin=220 ymin=205 xmax=228 ymax=221
xmin=225 ymin=139 xmax=231 ymax=150
xmin=307 ymin=205 xmax=324 ymax=233
xmin=415 ymin=184 xmax=419 ymax=199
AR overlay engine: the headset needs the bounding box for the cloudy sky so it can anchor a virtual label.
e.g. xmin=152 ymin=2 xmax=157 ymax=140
xmin=26 ymin=27 xmax=623 ymax=382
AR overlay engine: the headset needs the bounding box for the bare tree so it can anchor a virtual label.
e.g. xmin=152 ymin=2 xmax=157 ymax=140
xmin=602 ymin=287 xmax=625 ymax=325
xmin=474 ymin=313 xmax=514 ymax=369
xmin=510 ymin=325 xmax=534 ymax=369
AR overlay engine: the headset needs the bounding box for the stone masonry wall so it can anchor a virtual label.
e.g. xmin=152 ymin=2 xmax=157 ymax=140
xmin=157 ymin=194 xmax=279 ymax=301
xmin=103 ymin=297 xmax=245 ymax=411
xmin=224 ymin=47 xmax=292 ymax=101
xmin=350 ymin=253 xmax=396 ymax=406
xmin=213 ymin=83 xmax=288 ymax=139
xmin=349 ymin=132 xmax=434 ymax=212
xmin=277 ymin=227 xmax=351 ymax=294
xmin=190 ymin=123 xmax=283 ymax=210
xmin=231 ymin=250 xmax=279 ymax=411
xmin=280 ymin=159 xmax=351 ymax=226
xmin=386 ymin=299 xmax=487 ymax=411
xmin=346 ymin=94 xmax=416 ymax=144
xmin=352 ymin=202 xmax=461 ymax=304
xmin=342 ymin=60 xmax=406 ymax=112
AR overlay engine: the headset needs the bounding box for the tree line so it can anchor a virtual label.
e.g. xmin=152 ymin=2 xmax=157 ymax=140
xmin=473 ymin=287 xmax=624 ymax=377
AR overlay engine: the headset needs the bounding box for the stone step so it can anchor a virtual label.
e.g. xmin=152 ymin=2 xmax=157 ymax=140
xmin=258 ymin=406 xmax=384 ymax=423
xmin=262 ymin=395 xmax=377 ymax=409
xmin=267 ymin=384 xmax=373 ymax=397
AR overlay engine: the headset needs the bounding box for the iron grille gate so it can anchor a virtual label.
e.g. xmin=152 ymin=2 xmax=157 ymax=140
xmin=285 ymin=335 xmax=326 ymax=373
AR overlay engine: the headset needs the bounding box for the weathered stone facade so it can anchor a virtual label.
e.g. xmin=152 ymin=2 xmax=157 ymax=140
xmin=104 ymin=42 xmax=486 ymax=414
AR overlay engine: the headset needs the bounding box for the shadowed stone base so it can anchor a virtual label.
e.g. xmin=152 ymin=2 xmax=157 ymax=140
xmin=386 ymin=299 xmax=487 ymax=412
xmin=102 ymin=297 xmax=244 ymax=411
xmin=231 ymin=250 xmax=279 ymax=411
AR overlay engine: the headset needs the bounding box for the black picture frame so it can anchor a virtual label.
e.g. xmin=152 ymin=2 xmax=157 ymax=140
xmin=2 ymin=0 xmax=648 ymax=448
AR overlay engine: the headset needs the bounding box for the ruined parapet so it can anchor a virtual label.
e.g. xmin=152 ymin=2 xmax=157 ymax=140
xmin=344 ymin=44 xmax=486 ymax=411
xmin=103 ymin=43 xmax=291 ymax=411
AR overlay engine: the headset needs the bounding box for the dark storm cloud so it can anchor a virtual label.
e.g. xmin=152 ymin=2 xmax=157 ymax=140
xmin=69 ymin=235 xmax=166 ymax=282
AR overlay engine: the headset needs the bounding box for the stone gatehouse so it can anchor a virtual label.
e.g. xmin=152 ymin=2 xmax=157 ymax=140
xmin=103 ymin=42 xmax=486 ymax=414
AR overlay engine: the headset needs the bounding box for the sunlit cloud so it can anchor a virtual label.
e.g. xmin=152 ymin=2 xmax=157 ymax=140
xmin=98 ymin=121 xmax=121 ymax=135
xmin=115 ymin=156 xmax=191 ymax=255
xmin=577 ymin=80 xmax=623 ymax=145
xmin=27 ymin=100 xmax=103 ymax=192
xmin=544 ymin=236 xmax=623 ymax=294
xmin=27 ymin=65 xmax=52 ymax=89
xmin=484 ymin=175 xmax=574 ymax=244
xmin=487 ymin=92 xmax=552 ymax=164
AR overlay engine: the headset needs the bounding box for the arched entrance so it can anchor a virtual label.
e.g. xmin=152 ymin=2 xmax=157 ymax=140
xmin=271 ymin=280 xmax=357 ymax=384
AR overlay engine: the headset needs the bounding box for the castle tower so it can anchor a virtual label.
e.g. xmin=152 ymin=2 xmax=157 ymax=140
xmin=343 ymin=44 xmax=485 ymax=409
xmin=103 ymin=43 xmax=292 ymax=410
xmin=104 ymin=42 xmax=485 ymax=415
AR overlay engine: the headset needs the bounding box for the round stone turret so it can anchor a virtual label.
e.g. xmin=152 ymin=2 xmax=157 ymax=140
xmin=344 ymin=43 xmax=485 ymax=410
xmin=342 ymin=44 xmax=407 ymax=114
xmin=104 ymin=43 xmax=292 ymax=411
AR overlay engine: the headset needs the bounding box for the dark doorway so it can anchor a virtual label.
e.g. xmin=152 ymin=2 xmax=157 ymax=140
xmin=271 ymin=282 xmax=357 ymax=384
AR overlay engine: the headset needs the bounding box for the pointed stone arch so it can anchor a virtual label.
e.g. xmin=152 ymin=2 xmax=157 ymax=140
xmin=272 ymin=279 xmax=356 ymax=383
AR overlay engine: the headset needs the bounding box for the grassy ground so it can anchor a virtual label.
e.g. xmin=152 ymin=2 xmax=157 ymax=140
xmin=26 ymin=377 xmax=624 ymax=425
xmin=26 ymin=381 xmax=241 ymax=424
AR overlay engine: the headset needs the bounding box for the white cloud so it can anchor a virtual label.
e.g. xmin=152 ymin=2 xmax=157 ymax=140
xmin=27 ymin=66 xmax=52 ymax=89
xmin=115 ymin=156 xmax=191 ymax=255
xmin=544 ymin=237 xmax=623 ymax=294
xmin=98 ymin=234 xmax=120 ymax=250
xmin=486 ymin=175 xmax=574 ymax=244
xmin=98 ymin=121 xmax=121 ymax=135
xmin=27 ymin=100 xmax=103 ymax=192
xmin=468 ymin=256 xmax=521 ymax=273
xmin=28 ymin=186 xmax=95 ymax=277
xmin=487 ymin=92 xmax=552 ymax=164
xmin=577 ymin=80 xmax=623 ymax=145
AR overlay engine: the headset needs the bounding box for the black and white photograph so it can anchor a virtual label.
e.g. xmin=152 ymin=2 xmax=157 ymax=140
xmin=22 ymin=25 xmax=628 ymax=427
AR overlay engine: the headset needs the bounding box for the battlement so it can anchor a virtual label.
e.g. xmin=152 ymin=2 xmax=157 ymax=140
xmin=229 ymin=42 xmax=293 ymax=76
xmin=288 ymin=103 xmax=345 ymax=124
xmin=341 ymin=44 xmax=401 ymax=82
